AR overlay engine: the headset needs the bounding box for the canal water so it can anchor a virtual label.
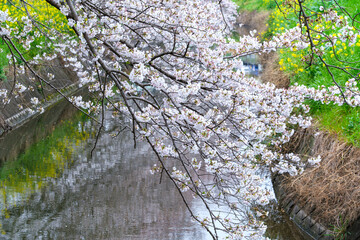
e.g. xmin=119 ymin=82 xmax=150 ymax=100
xmin=0 ymin=99 xmax=308 ymax=240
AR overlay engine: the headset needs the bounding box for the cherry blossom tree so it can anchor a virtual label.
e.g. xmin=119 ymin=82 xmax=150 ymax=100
xmin=1 ymin=0 xmax=360 ymax=239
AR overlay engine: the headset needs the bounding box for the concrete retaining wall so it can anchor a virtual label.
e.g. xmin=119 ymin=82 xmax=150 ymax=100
xmin=0 ymin=58 xmax=80 ymax=136
xmin=273 ymin=175 xmax=334 ymax=240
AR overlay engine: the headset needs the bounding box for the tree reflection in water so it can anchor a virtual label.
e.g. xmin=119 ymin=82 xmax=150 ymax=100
xmin=0 ymin=108 xmax=306 ymax=240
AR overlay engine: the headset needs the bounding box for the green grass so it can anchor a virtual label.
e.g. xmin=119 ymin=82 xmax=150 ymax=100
xmin=232 ymin=0 xmax=276 ymax=11
xmin=234 ymin=0 xmax=360 ymax=147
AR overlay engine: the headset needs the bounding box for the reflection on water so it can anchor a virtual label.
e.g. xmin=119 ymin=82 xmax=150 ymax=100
xmin=0 ymin=99 xmax=79 ymax=164
xmin=0 ymin=102 xmax=307 ymax=240
xmin=0 ymin=114 xmax=91 ymax=211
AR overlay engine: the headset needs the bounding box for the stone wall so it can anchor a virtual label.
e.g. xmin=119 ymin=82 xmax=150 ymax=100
xmin=273 ymin=175 xmax=333 ymax=240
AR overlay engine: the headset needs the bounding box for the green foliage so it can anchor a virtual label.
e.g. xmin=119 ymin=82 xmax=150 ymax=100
xmin=0 ymin=68 xmax=6 ymax=82
xmin=274 ymin=0 xmax=360 ymax=145
xmin=233 ymin=0 xmax=276 ymax=11
xmin=327 ymin=215 xmax=350 ymax=240
xmin=0 ymin=0 xmax=72 ymax=77
xmin=234 ymin=0 xmax=360 ymax=146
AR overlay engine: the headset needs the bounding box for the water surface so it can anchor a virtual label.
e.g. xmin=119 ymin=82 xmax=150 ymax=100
xmin=0 ymin=100 xmax=307 ymax=240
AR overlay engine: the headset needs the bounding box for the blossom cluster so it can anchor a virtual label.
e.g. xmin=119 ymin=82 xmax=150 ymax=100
xmin=0 ymin=0 xmax=358 ymax=239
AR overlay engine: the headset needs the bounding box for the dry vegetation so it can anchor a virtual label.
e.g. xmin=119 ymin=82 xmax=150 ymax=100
xmin=280 ymin=127 xmax=360 ymax=227
xmin=259 ymin=52 xmax=290 ymax=89
xmin=236 ymin=10 xmax=270 ymax=36
xmin=264 ymin=45 xmax=360 ymax=228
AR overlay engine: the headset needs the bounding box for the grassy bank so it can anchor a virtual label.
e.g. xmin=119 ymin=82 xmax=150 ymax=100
xmin=235 ymin=0 xmax=360 ymax=147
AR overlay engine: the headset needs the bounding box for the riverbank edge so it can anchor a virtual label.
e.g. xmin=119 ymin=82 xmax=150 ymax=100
xmin=235 ymin=7 xmax=340 ymax=239
xmin=272 ymin=174 xmax=333 ymax=240
xmin=0 ymin=67 xmax=80 ymax=137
